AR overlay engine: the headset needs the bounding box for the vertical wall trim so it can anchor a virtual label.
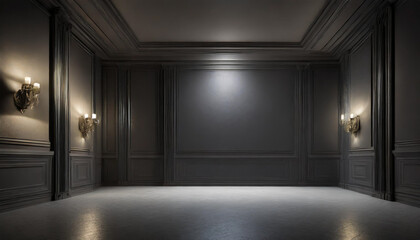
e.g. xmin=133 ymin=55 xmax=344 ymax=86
xmin=374 ymin=5 xmax=395 ymax=200
xmin=340 ymin=53 xmax=351 ymax=187
xmin=385 ymin=5 xmax=395 ymax=201
xmin=298 ymin=65 xmax=307 ymax=184
xmin=117 ymin=67 xmax=128 ymax=183
xmin=163 ymin=65 xmax=175 ymax=185
xmin=50 ymin=8 xmax=71 ymax=200
xmin=374 ymin=17 xmax=384 ymax=197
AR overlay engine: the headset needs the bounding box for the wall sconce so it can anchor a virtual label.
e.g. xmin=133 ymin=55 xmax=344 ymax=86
xmin=340 ymin=113 xmax=360 ymax=134
xmin=79 ymin=113 xmax=99 ymax=138
xmin=13 ymin=77 xmax=41 ymax=113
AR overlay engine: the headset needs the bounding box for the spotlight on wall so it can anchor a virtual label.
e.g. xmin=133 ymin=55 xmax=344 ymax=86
xmin=79 ymin=113 xmax=99 ymax=138
xmin=13 ymin=77 xmax=41 ymax=113
xmin=340 ymin=113 xmax=360 ymax=134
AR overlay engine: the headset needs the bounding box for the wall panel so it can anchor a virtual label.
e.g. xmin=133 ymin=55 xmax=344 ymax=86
xmin=68 ymin=34 xmax=96 ymax=193
xmin=102 ymin=67 xmax=118 ymax=184
xmin=0 ymin=0 xmax=52 ymax=210
xmin=0 ymin=0 xmax=50 ymax=144
xmin=394 ymin=0 xmax=420 ymax=206
xmin=0 ymin=151 xmax=52 ymax=211
xmin=69 ymin=35 xmax=94 ymax=151
xmin=307 ymin=65 xmax=340 ymax=184
xmin=171 ymin=65 xmax=299 ymax=184
xmin=349 ymin=36 xmax=372 ymax=150
xmin=176 ymin=67 xmax=296 ymax=154
xmin=70 ymin=154 xmax=94 ymax=191
xmin=340 ymin=33 xmax=377 ymax=196
xmin=127 ymin=66 xmax=163 ymax=184
xmin=102 ymin=63 xmax=341 ymax=186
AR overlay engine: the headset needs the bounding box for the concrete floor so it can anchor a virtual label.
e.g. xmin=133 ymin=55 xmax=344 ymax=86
xmin=0 ymin=187 xmax=420 ymax=240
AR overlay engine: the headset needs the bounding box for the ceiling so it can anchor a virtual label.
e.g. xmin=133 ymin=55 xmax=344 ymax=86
xmin=111 ymin=0 xmax=327 ymax=43
xmin=45 ymin=0 xmax=385 ymax=60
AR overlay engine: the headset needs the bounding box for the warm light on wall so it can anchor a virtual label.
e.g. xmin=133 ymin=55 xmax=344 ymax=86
xmin=340 ymin=113 xmax=360 ymax=134
xmin=79 ymin=113 xmax=99 ymax=138
xmin=13 ymin=76 xmax=41 ymax=113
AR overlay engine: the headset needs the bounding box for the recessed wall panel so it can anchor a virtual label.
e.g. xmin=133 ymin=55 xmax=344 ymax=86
xmin=69 ymin=36 xmax=93 ymax=151
xmin=349 ymin=36 xmax=372 ymax=150
xmin=176 ymin=68 xmax=297 ymax=154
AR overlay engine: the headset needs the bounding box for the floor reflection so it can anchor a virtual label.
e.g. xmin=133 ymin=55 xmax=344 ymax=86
xmin=77 ymin=208 xmax=102 ymax=239
xmin=340 ymin=214 xmax=362 ymax=240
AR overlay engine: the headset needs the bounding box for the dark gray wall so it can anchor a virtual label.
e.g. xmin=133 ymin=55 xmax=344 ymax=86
xmin=176 ymin=67 xmax=296 ymax=153
xmin=338 ymin=2 xmax=394 ymax=199
xmin=128 ymin=66 xmax=163 ymax=184
xmin=102 ymin=63 xmax=340 ymax=186
xmin=0 ymin=0 xmax=50 ymax=141
xmin=350 ymin=37 xmax=372 ymax=150
xmin=175 ymin=66 xmax=298 ymax=184
xmin=394 ymin=0 xmax=420 ymax=206
xmin=102 ymin=67 xmax=118 ymax=184
xmin=0 ymin=0 xmax=102 ymax=210
xmin=308 ymin=66 xmax=340 ymax=183
xmin=68 ymin=35 xmax=98 ymax=194
xmin=345 ymin=35 xmax=376 ymax=194
xmin=0 ymin=0 xmax=53 ymax=210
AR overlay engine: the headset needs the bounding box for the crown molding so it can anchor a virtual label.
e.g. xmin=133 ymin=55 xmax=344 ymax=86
xmin=35 ymin=0 xmax=389 ymax=61
xmin=301 ymin=0 xmax=347 ymax=50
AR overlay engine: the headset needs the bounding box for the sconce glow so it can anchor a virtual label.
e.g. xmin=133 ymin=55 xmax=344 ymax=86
xmin=13 ymin=76 xmax=41 ymax=113
xmin=340 ymin=113 xmax=360 ymax=134
xmin=79 ymin=113 xmax=99 ymax=138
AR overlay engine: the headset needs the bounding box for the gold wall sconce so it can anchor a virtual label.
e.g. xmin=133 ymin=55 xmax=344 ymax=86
xmin=13 ymin=77 xmax=41 ymax=113
xmin=340 ymin=113 xmax=360 ymax=134
xmin=79 ymin=113 xmax=99 ymax=138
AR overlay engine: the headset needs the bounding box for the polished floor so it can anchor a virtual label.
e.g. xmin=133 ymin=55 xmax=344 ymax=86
xmin=0 ymin=187 xmax=420 ymax=240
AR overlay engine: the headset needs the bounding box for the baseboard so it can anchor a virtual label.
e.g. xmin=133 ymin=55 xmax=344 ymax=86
xmin=342 ymin=183 xmax=379 ymax=198
xmin=395 ymin=192 xmax=420 ymax=208
xmin=69 ymin=184 xmax=95 ymax=196
xmin=0 ymin=192 xmax=51 ymax=212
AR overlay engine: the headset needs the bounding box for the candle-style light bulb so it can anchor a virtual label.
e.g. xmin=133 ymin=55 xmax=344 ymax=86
xmin=341 ymin=114 xmax=344 ymax=120
xmin=84 ymin=113 xmax=89 ymax=119
xmin=34 ymin=83 xmax=40 ymax=89
xmin=92 ymin=113 xmax=96 ymax=119
xmin=350 ymin=113 xmax=354 ymax=119
xmin=24 ymin=77 xmax=31 ymax=84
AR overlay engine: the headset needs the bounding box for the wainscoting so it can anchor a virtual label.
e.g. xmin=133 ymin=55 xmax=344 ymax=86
xmin=69 ymin=152 xmax=94 ymax=194
xmin=394 ymin=142 xmax=420 ymax=206
xmin=0 ymin=148 xmax=53 ymax=211
xmin=394 ymin=0 xmax=420 ymax=206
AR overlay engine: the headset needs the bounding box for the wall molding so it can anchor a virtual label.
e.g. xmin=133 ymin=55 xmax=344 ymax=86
xmin=0 ymin=137 xmax=50 ymax=149
xmin=0 ymin=150 xmax=53 ymax=212
xmin=50 ymin=8 xmax=71 ymax=200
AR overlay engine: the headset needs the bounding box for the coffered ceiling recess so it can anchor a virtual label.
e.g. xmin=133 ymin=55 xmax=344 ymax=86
xmin=111 ymin=0 xmax=327 ymax=43
xmin=41 ymin=0 xmax=387 ymax=60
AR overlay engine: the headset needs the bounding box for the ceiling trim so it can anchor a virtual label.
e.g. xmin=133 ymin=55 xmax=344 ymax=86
xmin=99 ymin=0 xmax=333 ymax=50
xmin=137 ymin=42 xmax=302 ymax=49
xmin=301 ymin=0 xmax=349 ymax=50
xmin=35 ymin=0 xmax=388 ymax=61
